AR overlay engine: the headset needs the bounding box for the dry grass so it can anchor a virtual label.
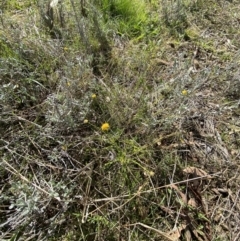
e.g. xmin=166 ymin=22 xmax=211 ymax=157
xmin=0 ymin=0 xmax=240 ymax=240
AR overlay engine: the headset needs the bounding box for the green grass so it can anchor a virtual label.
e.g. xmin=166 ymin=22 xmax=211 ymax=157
xmin=0 ymin=0 xmax=240 ymax=240
xmin=100 ymin=0 xmax=148 ymax=35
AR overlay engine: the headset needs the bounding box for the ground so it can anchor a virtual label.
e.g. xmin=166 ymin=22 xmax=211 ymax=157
xmin=0 ymin=0 xmax=240 ymax=240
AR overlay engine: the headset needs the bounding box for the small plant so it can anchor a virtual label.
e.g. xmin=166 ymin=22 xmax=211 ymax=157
xmin=161 ymin=0 xmax=189 ymax=37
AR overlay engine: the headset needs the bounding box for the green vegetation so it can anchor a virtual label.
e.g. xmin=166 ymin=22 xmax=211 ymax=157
xmin=1 ymin=0 xmax=240 ymax=240
xmin=99 ymin=0 xmax=148 ymax=36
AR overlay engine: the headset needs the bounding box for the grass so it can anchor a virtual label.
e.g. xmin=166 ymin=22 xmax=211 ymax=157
xmin=1 ymin=0 xmax=240 ymax=240
xmin=99 ymin=0 xmax=148 ymax=36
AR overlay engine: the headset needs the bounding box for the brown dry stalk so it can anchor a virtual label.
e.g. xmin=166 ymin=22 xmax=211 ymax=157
xmin=91 ymin=172 xmax=221 ymax=203
xmin=133 ymin=222 xmax=176 ymax=241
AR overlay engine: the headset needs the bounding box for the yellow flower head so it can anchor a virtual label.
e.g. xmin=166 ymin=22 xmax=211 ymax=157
xmin=144 ymin=170 xmax=155 ymax=177
xmin=91 ymin=94 xmax=97 ymax=99
xmin=101 ymin=123 xmax=110 ymax=131
xmin=182 ymin=89 xmax=188 ymax=96
xmin=83 ymin=119 xmax=88 ymax=124
xmin=149 ymin=171 xmax=155 ymax=177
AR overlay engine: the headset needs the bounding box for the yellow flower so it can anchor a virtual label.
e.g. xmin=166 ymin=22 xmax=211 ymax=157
xmin=101 ymin=123 xmax=110 ymax=131
xmin=67 ymin=81 xmax=71 ymax=87
xmin=149 ymin=171 xmax=155 ymax=177
xmin=182 ymin=89 xmax=188 ymax=95
xmin=144 ymin=170 xmax=155 ymax=177
xmin=63 ymin=47 xmax=68 ymax=51
xmin=83 ymin=119 xmax=88 ymax=124
xmin=91 ymin=94 xmax=97 ymax=99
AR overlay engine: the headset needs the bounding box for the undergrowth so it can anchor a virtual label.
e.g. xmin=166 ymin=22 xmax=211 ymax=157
xmin=0 ymin=0 xmax=240 ymax=240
